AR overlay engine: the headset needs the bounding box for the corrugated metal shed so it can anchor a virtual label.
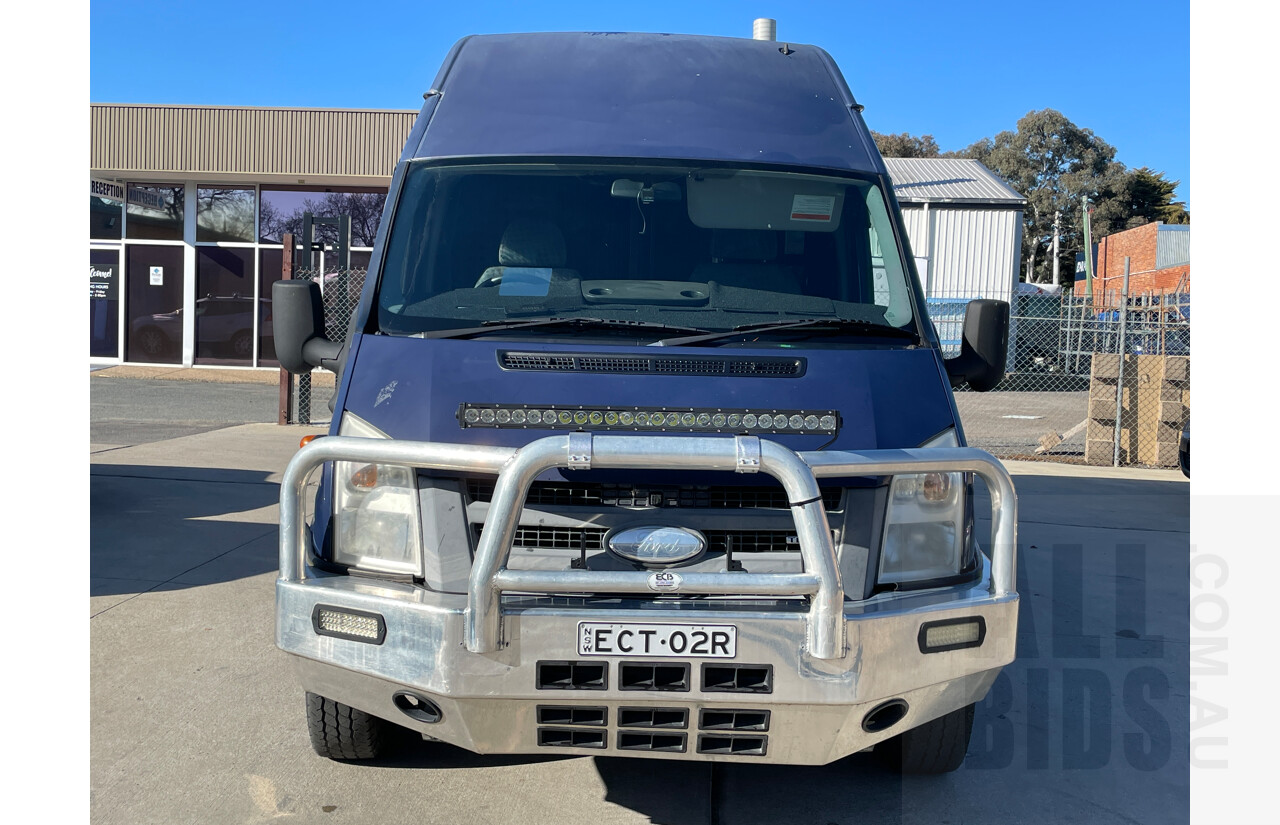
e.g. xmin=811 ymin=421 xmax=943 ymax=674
xmin=884 ymin=158 xmax=1026 ymax=303
xmin=927 ymin=209 xmax=1024 ymax=299
xmin=1156 ymin=224 xmax=1191 ymax=269
xmin=884 ymin=158 xmax=1026 ymax=206
xmin=91 ymin=104 xmax=417 ymax=186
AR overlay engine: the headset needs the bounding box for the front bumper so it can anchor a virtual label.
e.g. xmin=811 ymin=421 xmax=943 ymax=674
xmin=277 ymin=434 xmax=1018 ymax=764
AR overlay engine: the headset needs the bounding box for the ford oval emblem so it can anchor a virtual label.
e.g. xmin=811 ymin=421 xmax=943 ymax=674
xmin=606 ymin=525 xmax=707 ymax=568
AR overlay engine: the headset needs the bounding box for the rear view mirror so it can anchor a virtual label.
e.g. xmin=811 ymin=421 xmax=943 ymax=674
xmin=272 ymin=280 xmax=343 ymax=373
xmin=610 ymin=179 xmax=681 ymax=202
xmin=944 ymin=299 xmax=1009 ymax=392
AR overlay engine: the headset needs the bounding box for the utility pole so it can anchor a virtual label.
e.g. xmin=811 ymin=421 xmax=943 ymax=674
xmin=1082 ymin=195 xmax=1095 ymax=304
xmin=1051 ymin=210 xmax=1061 ymax=287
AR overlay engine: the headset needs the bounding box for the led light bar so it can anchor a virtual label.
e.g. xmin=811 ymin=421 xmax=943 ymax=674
xmin=312 ymin=605 xmax=387 ymax=645
xmin=458 ymin=404 xmax=840 ymax=435
xmin=917 ymin=617 xmax=986 ymax=653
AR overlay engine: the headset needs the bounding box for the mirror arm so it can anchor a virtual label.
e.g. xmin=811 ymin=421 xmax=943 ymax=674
xmin=301 ymin=337 xmax=343 ymax=373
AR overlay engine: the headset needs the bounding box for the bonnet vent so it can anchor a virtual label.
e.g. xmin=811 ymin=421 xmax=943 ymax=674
xmin=498 ymin=351 xmax=805 ymax=378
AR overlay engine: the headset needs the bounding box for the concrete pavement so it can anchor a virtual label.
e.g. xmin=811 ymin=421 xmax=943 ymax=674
xmin=90 ymin=423 xmax=1190 ymax=824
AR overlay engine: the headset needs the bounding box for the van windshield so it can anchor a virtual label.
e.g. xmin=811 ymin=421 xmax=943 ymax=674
xmin=376 ymin=161 xmax=919 ymax=345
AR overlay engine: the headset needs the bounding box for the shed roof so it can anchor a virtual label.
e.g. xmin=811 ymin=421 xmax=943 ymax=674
xmin=884 ymin=158 xmax=1026 ymax=206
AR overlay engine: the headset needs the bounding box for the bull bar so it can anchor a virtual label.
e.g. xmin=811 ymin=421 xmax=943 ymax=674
xmin=279 ymin=434 xmax=1017 ymax=662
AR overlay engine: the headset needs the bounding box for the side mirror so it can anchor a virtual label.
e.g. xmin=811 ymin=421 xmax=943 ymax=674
xmin=944 ymin=299 xmax=1009 ymax=392
xmin=271 ymin=280 xmax=343 ymax=374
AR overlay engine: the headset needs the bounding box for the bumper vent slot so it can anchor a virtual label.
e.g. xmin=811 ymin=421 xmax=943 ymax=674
xmin=536 ymin=661 xmax=607 ymax=690
xmin=700 ymin=709 xmax=770 ymax=731
xmin=697 ymin=734 xmax=768 ymax=756
xmin=617 ymin=707 xmax=689 ymax=729
xmin=619 ymin=662 xmax=690 ymax=692
xmin=701 ymin=664 xmax=773 ymax=694
xmin=618 ymin=731 xmax=688 ymax=752
xmin=537 ymin=727 xmax=607 ymax=749
xmin=536 ymin=706 xmax=607 ymax=727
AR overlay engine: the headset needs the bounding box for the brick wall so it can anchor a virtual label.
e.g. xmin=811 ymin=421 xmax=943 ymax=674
xmin=1092 ymin=222 xmax=1190 ymax=305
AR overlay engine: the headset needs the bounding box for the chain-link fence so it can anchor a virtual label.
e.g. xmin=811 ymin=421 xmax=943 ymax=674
xmin=280 ymin=267 xmax=367 ymax=425
xmin=931 ymin=286 xmax=1190 ymax=467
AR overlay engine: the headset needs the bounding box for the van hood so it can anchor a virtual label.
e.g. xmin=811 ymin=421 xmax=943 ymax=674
xmin=338 ymin=335 xmax=957 ymax=457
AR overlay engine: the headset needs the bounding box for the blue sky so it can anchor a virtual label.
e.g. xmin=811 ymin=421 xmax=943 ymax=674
xmin=90 ymin=1 xmax=1190 ymax=202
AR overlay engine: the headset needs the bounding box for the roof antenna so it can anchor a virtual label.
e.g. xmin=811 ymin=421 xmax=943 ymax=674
xmin=753 ymin=17 xmax=791 ymax=53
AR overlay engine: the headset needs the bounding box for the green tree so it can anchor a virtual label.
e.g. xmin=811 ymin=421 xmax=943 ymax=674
xmin=1115 ymin=167 xmax=1189 ymax=227
xmin=871 ymin=131 xmax=941 ymax=158
xmin=950 ymin=109 xmax=1128 ymax=283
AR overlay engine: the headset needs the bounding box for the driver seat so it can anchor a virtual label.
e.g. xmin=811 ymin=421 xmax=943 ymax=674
xmin=476 ymin=218 xmax=579 ymax=289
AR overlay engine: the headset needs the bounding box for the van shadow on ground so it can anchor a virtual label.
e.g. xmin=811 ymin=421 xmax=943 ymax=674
xmin=91 ymin=464 xmax=282 ymax=598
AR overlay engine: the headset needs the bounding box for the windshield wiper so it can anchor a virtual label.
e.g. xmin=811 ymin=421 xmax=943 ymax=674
xmin=418 ymin=316 xmax=710 ymax=340
xmin=653 ymin=318 xmax=919 ymax=347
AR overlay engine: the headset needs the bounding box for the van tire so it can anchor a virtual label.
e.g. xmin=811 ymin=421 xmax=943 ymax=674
xmin=876 ymin=703 xmax=974 ymax=774
xmin=305 ymin=692 xmax=387 ymax=760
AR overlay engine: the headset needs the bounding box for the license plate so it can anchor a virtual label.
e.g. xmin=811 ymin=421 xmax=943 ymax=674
xmin=577 ymin=622 xmax=737 ymax=658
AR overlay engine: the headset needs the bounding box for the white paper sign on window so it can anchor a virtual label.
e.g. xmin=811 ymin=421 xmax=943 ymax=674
xmin=150 ymin=266 xmax=164 ymax=286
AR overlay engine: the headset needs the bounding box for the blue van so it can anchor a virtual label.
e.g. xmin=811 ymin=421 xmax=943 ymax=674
xmin=273 ymin=31 xmax=1018 ymax=773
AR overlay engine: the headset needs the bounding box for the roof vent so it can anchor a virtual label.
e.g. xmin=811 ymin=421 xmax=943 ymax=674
xmin=752 ymin=18 xmax=776 ymax=41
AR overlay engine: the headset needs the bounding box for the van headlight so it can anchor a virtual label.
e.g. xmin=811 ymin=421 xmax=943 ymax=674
xmin=332 ymin=413 xmax=422 ymax=576
xmin=878 ymin=429 xmax=967 ymax=586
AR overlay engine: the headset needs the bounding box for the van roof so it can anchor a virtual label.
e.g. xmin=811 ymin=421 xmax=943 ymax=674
xmin=408 ymin=32 xmax=884 ymax=174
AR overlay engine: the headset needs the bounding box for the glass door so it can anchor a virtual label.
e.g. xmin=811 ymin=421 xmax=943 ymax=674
xmin=125 ymin=245 xmax=185 ymax=364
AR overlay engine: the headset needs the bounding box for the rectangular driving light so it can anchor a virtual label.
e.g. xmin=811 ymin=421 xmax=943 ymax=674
xmin=312 ymin=605 xmax=386 ymax=645
xmin=458 ymin=403 xmax=839 ymax=435
xmin=918 ymin=617 xmax=985 ymax=653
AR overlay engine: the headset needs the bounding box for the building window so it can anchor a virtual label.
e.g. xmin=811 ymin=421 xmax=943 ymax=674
xmin=126 ymin=184 xmax=184 ymax=241
xmin=259 ymin=188 xmax=386 ymax=247
xmin=195 ymin=247 xmax=257 ymax=365
xmin=196 ymin=187 xmax=256 ymax=243
xmin=258 ymin=248 xmax=284 ymax=366
xmin=90 ymin=197 xmax=123 ymax=240
xmin=90 ymin=248 xmax=120 ymax=358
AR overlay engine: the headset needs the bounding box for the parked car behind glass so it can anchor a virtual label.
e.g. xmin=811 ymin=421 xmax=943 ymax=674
xmin=130 ymin=296 xmax=271 ymax=360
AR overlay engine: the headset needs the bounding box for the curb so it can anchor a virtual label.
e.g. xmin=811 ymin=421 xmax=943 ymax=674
xmin=90 ymin=365 xmax=337 ymax=386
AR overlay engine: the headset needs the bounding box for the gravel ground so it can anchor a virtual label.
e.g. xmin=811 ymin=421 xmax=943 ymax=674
xmin=954 ymin=390 xmax=1090 ymax=459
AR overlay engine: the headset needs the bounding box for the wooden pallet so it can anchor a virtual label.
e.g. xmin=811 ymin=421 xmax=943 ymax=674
xmin=1085 ymin=354 xmax=1188 ymax=466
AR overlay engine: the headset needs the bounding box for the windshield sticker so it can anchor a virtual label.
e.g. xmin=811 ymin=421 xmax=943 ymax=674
xmin=790 ymin=195 xmax=835 ymax=223
xmin=498 ymin=267 xmax=553 ymax=297
xmin=375 ymin=380 xmax=399 ymax=407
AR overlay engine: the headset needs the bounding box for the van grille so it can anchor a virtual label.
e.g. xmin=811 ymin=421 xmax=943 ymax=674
xmin=478 ymin=526 xmax=806 ymax=555
xmin=468 ymin=481 xmax=842 ymax=511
